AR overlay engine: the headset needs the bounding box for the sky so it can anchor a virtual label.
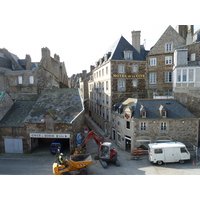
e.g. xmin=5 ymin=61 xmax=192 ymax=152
xmin=1 ymin=0 xmax=200 ymax=77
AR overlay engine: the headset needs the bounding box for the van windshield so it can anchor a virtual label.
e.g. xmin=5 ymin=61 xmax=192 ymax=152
xmin=180 ymin=147 xmax=187 ymax=153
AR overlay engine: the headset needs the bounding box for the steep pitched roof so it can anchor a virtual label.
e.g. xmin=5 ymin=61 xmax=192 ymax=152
xmin=25 ymin=88 xmax=84 ymax=124
xmin=148 ymin=25 xmax=186 ymax=55
xmin=107 ymin=36 xmax=146 ymax=61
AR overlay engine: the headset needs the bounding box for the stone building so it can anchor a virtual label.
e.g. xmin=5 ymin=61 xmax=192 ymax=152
xmin=146 ymin=25 xmax=186 ymax=97
xmin=0 ymin=47 xmax=68 ymax=100
xmin=88 ymin=31 xmax=149 ymax=137
xmin=112 ymin=98 xmax=199 ymax=153
xmin=173 ymin=41 xmax=200 ymax=117
xmin=0 ymin=88 xmax=84 ymax=153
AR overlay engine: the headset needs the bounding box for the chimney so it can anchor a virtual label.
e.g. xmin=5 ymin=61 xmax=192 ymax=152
xmin=25 ymin=54 xmax=31 ymax=70
xmin=132 ymin=30 xmax=141 ymax=53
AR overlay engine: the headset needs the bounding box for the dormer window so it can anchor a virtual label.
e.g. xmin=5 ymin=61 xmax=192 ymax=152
xmin=159 ymin=105 xmax=168 ymax=118
xmin=124 ymin=51 xmax=133 ymax=60
xmin=140 ymin=105 xmax=147 ymax=118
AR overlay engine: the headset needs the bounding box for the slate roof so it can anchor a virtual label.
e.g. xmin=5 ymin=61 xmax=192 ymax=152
xmin=0 ymin=100 xmax=36 ymax=127
xmin=113 ymin=98 xmax=197 ymax=119
xmin=107 ymin=36 xmax=147 ymax=61
xmin=25 ymin=88 xmax=84 ymax=124
xmin=0 ymin=49 xmax=37 ymax=71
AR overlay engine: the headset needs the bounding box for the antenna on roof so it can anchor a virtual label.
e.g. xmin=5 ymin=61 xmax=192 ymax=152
xmin=143 ymin=39 xmax=146 ymax=49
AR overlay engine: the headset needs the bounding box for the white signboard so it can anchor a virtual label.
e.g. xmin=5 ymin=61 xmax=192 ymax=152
xmin=30 ymin=133 xmax=70 ymax=139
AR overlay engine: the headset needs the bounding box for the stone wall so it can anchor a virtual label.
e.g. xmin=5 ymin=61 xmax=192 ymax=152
xmin=111 ymin=60 xmax=146 ymax=105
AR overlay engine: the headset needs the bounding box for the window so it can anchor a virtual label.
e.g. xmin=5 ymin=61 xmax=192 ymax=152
xmin=165 ymin=56 xmax=172 ymax=65
xmin=106 ymin=95 xmax=108 ymax=104
xmin=141 ymin=122 xmax=146 ymax=131
xmin=162 ymin=110 xmax=167 ymax=118
xmin=125 ymin=52 xmax=132 ymax=60
xmin=117 ymin=132 xmax=121 ymax=144
xmin=165 ymin=72 xmax=172 ymax=83
xmin=133 ymin=79 xmax=138 ymax=87
xmin=106 ymin=67 xmax=108 ymax=75
xmin=149 ymin=73 xmax=156 ymax=84
xmin=189 ymin=69 xmax=194 ymax=82
xmin=106 ymin=81 xmax=108 ymax=90
xmin=150 ymin=58 xmax=157 ymax=66
xmin=118 ymin=65 xmax=125 ymax=73
xmin=141 ymin=111 xmax=147 ymax=118
xmin=126 ymin=121 xmax=130 ymax=129
xmin=181 ymin=148 xmax=187 ymax=153
xmin=102 ymin=69 xmax=104 ymax=76
xmin=177 ymin=69 xmax=181 ymax=82
xmin=191 ymin=53 xmax=196 ymax=61
xmin=165 ymin=43 xmax=173 ymax=52
xmin=133 ymin=66 xmax=138 ymax=72
xmin=155 ymin=149 xmax=163 ymax=154
xmin=18 ymin=76 xmax=22 ymax=84
xmin=161 ymin=122 xmax=167 ymax=131
xmin=182 ymin=69 xmax=187 ymax=82
xmin=29 ymin=76 xmax=34 ymax=84
xmin=118 ymin=80 xmax=125 ymax=91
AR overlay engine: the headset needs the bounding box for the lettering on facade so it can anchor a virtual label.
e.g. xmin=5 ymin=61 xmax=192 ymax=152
xmin=113 ymin=74 xmax=145 ymax=78
xmin=30 ymin=133 xmax=70 ymax=138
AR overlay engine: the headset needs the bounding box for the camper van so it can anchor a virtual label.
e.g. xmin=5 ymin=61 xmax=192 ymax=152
xmin=148 ymin=142 xmax=190 ymax=165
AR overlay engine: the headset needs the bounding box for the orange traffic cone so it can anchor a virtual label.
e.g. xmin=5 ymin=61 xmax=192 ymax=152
xmin=192 ymin=160 xmax=195 ymax=166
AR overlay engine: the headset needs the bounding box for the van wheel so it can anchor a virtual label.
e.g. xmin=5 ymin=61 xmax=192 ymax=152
xmin=179 ymin=160 xmax=184 ymax=164
xmin=157 ymin=160 xmax=163 ymax=165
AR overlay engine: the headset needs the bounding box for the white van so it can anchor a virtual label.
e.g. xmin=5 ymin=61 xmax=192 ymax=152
xmin=148 ymin=142 xmax=190 ymax=165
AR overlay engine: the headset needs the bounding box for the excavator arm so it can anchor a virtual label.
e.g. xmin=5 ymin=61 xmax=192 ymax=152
xmin=82 ymin=131 xmax=104 ymax=147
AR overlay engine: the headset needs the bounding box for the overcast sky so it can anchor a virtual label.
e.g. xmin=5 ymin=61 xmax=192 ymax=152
xmin=1 ymin=0 xmax=199 ymax=76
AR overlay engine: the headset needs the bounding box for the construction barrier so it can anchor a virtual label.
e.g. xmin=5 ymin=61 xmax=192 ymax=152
xmin=131 ymin=148 xmax=145 ymax=156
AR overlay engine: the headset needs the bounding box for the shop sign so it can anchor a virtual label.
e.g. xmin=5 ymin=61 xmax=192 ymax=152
xmin=113 ymin=74 xmax=145 ymax=78
xmin=30 ymin=133 xmax=70 ymax=138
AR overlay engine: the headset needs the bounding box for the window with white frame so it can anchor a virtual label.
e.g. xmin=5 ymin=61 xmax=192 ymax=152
xmin=191 ymin=53 xmax=196 ymax=61
xmin=125 ymin=52 xmax=132 ymax=60
xmin=117 ymin=132 xmax=121 ymax=144
xmin=133 ymin=79 xmax=138 ymax=87
xmin=182 ymin=69 xmax=187 ymax=82
xmin=118 ymin=65 xmax=125 ymax=73
xmin=29 ymin=76 xmax=34 ymax=84
xmin=165 ymin=72 xmax=172 ymax=83
xmin=165 ymin=43 xmax=173 ymax=52
xmin=177 ymin=69 xmax=181 ymax=82
xmin=118 ymin=80 xmax=125 ymax=91
xmin=150 ymin=58 xmax=157 ymax=66
xmin=149 ymin=73 xmax=156 ymax=84
xmin=189 ymin=69 xmax=194 ymax=82
xmin=18 ymin=76 xmax=22 ymax=84
xmin=161 ymin=122 xmax=167 ymax=131
xmin=165 ymin=56 xmax=172 ymax=65
xmin=133 ymin=66 xmax=138 ymax=72
xmin=141 ymin=122 xmax=146 ymax=131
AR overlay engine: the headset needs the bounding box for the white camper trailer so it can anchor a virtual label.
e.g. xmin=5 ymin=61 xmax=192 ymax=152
xmin=148 ymin=142 xmax=190 ymax=165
